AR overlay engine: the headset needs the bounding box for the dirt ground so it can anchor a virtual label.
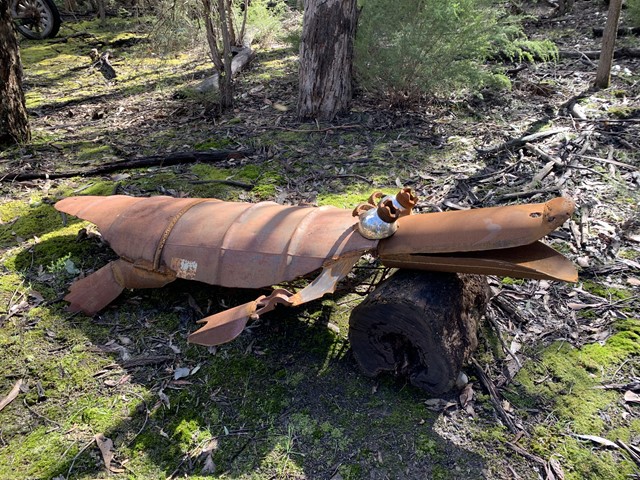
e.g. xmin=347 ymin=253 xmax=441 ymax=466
xmin=1 ymin=1 xmax=639 ymax=479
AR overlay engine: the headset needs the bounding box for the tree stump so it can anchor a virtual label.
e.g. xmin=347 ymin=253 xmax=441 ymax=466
xmin=349 ymin=270 xmax=490 ymax=395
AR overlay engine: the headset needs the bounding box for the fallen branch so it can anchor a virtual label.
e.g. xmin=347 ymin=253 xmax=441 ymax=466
xmin=559 ymin=47 xmax=640 ymax=59
xmin=524 ymin=143 xmax=563 ymax=166
xmin=494 ymin=187 xmax=561 ymax=202
xmin=505 ymin=441 xmax=547 ymax=465
xmin=577 ymin=154 xmax=639 ymax=171
xmin=471 ymin=357 xmax=520 ymax=434
xmin=122 ymin=355 xmax=174 ymax=369
xmin=592 ymin=26 xmax=640 ymax=37
xmin=0 ymin=150 xmax=251 ymax=182
xmin=477 ymin=128 xmax=569 ymax=155
xmin=196 ymin=46 xmax=254 ymax=93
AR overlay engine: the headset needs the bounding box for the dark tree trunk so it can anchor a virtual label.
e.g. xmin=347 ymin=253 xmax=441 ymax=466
xmin=0 ymin=2 xmax=31 ymax=146
xmin=349 ymin=270 xmax=490 ymax=395
xmin=297 ymin=0 xmax=357 ymax=121
xmin=595 ymin=0 xmax=623 ymax=88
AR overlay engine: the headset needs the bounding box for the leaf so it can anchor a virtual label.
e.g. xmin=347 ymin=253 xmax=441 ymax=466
xmin=459 ymin=383 xmax=474 ymax=408
xmin=0 ymin=379 xmax=23 ymax=412
xmin=64 ymin=258 xmax=80 ymax=275
xmin=624 ymin=390 xmax=640 ymax=403
xmin=201 ymin=452 xmax=216 ymax=473
xmin=174 ymin=367 xmax=191 ymax=380
xmin=424 ymin=398 xmax=457 ymax=411
xmin=548 ymin=457 xmax=565 ymax=480
xmin=95 ymin=433 xmax=125 ymax=473
xmin=575 ymin=434 xmax=619 ymax=448
xmin=158 ymin=390 xmax=171 ymax=409
xmin=28 ymin=289 xmax=44 ymax=305
xmin=567 ymin=302 xmax=605 ymax=310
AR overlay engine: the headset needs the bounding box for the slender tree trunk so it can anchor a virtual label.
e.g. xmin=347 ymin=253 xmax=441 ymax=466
xmin=217 ymin=0 xmax=234 ymax=109
xmin=201 ymin=0 xmax=234 ymax=111
xmin=0 ymin=1 xmax=31 ymax=146
xmin=297 ymin=0 xmax=357 ymax=121
xmin=595 ymin=0 xmax=623 ymax=89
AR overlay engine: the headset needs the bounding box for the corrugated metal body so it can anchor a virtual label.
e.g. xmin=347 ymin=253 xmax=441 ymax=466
xmin=56 ymin=195 xmax=378 ymax=289
xmin=163 ymin=200 xmax=378 ymax=288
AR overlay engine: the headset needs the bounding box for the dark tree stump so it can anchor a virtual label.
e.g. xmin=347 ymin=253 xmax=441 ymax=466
xmin=349 ymin=270 xmax=490 ymax=395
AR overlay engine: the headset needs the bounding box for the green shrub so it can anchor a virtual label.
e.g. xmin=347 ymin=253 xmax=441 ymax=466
xmin=245 ymin=0 xmax=288 ymax=45
xmin=629 ymin=0 xmax=640 ymax=27
xmin=354 ymin=0 xmax=555 ymax=103
xmin=148 ymin=0 xmax=288 ymax=53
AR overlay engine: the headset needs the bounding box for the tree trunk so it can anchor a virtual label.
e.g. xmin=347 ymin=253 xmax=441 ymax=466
xmin=595 ymin=0 xmax=623 ymax=89
xmin=349 ymin=270 xmax=489 ymax=395
xmin=0 ymin=2 xmax=31 ymax=146
xmin=297 ymin=0 xmax=357 ymax=121
xmin=217 ymin=0 xmax=234 ymax=110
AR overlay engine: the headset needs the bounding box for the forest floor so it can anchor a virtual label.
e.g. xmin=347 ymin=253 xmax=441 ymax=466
xmin=1 ymin=2 xmax=639 ymax=479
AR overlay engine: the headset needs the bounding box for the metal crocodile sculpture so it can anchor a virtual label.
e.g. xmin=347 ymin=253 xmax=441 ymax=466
xmin=54 ymin=189 xmax=577 ymax=347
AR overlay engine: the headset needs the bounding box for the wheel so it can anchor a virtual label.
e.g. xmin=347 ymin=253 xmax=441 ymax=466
xmin=348 ymin=270 xmax=489 ymax=395
xmin=13 ymin=0 xmax=61 ymax=40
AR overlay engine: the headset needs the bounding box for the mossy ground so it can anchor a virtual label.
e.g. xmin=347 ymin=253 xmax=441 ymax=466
xmin=2 ymin=7 xmax=640 ymax=480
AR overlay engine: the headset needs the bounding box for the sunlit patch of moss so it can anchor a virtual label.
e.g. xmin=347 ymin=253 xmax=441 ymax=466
xmin=195 ymin=137 xmax=234 ymax=150
xmin=191 ymin=164 xmax=229 ymax=180
xmin=508 ymin=320 xmax=640 ymax=479
xmin=251 ymin=171 xmax=286 ymax=199
xmin=607 ymin=106 xmax=640 ymax=119
xmin=81 ymin=180 xmax=118 ymax=196
xmin=581 ymin=280 xmax=632 ymax=302
xmin=0 ymin=200 xmax=67 ymax=247
xmin=77 ymin=144 xmax=112 ymax=161
xmin=317 ymin=186 xmax=398 ymax=209
xmin=618 ymin=248 xmax=639 ymax=260
xmin=0 ymin=427 xmax=70 ymax=479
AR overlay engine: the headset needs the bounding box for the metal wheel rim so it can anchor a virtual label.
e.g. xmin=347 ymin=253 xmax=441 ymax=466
xmin=15 ymin=0 xmax=53 ymax=37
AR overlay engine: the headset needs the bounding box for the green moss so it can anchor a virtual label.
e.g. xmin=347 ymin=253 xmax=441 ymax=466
xmin=581 ymin=280 xmax=632 ymax=302
xmin=339 ymin=463 xmax=363 ymax=480
xmin=607 ymin=106 xmax=640 ymax=119
xmin=251 ymin=170 xmax=286 ymax=199
xmin=509 ymin=320 xmax=640 ymax=479
xmin=77 ymin=144 xmax=112 ymax=161
xmin=190 ymin=164 xmax=229 ymax=180
xmin=194 ymin=137 xmax=234 ymax=150
xmin=618 ymin=248 xmax=639 ymax=260
xmin=317 ymin=187 xmax=398 ymax=209
xmin=0 ymin=427 xmax=70 ymax=479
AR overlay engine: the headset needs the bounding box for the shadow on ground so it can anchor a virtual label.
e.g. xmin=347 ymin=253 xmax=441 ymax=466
xmin=3 ymin=221 xmax=490 ymax=478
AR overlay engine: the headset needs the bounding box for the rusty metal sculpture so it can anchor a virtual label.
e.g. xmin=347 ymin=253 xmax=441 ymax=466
xmin=55 ymin=190 xmax=576 ymax=350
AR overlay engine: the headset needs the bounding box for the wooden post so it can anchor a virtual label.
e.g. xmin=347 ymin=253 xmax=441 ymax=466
xmin=595 ymin=0 xmax=623 ymax=89
xmin=349 ymin=271 xmax=490 ymax=395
